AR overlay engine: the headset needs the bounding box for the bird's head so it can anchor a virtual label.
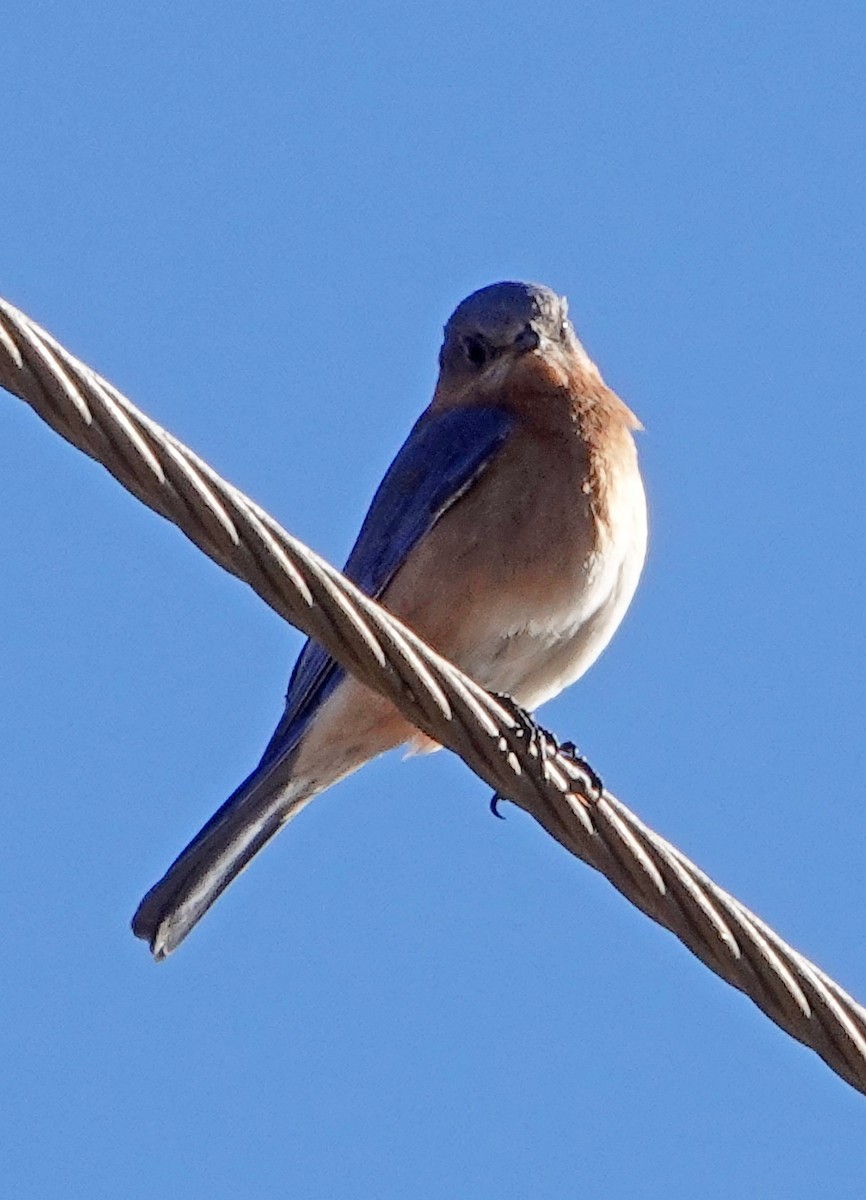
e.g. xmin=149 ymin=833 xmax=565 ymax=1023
xmin=436 ymin=281 xmax=596 ymax=401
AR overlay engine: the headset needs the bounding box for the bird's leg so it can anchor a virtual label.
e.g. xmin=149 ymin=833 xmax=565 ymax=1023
xmin=488 ymin=694 xmax=604 ymax=818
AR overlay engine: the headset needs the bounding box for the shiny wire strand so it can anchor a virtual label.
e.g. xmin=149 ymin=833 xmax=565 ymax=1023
xmin=2 ymin=295 xmax=865 ymax=1095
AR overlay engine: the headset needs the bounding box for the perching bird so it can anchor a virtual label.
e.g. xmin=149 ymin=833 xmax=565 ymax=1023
xmin=133 ymin=280 xmax=648 ymax=958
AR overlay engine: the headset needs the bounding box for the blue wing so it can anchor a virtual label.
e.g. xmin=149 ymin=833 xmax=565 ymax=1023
xmin=257 ymin=403 xmax=515 ymax=767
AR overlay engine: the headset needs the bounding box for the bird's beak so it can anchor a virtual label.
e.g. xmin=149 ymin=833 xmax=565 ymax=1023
xmin=489 ymin=323 xmax=574 ymax=393
xmin=512 ymin=325 xmax=541 ymax=354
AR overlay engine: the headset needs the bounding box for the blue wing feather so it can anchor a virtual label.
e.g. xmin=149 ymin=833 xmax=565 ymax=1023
xmin=257 ymin=404 xmax=514 ymax=766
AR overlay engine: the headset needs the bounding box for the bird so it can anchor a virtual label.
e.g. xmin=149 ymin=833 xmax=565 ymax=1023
xmin=132 ymin=280 xmax=648 ymax=959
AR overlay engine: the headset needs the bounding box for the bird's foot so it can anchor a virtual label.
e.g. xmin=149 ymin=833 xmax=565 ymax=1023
xmin=556 ymin=739 xmax=605 ymax=802
xmin=487 ymin=695 xmax=604 ymax=818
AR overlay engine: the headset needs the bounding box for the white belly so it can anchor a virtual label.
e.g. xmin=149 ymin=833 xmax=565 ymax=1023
xmin=463 ymin=464 xmax=648 ymax=710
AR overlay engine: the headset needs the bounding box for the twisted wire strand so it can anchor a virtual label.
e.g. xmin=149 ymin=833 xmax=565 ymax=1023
xmin=2 ymin=294 xmax=865 ymax=1095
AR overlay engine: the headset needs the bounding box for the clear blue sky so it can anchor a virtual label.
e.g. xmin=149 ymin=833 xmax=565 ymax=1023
xmin=3 ymin=3 xmax=866 ymax=1196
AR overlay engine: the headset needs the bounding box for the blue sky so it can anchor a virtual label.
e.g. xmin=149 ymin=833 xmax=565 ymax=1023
xmin=3 ymin=3 xmax=866 ymax=1196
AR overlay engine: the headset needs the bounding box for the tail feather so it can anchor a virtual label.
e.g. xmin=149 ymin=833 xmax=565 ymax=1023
xmin=132 ymin=755 xmax=314 ymax=960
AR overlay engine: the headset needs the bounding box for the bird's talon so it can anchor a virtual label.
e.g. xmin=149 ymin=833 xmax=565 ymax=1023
xmin=489 ymin=793 xmax=507 ymax=819
xmin=558 ymin=740 xmax=604 ymax=801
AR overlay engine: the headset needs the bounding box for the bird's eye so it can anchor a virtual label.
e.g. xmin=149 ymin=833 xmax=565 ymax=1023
xmin=461 ymin=335 xmax=490 ymax=368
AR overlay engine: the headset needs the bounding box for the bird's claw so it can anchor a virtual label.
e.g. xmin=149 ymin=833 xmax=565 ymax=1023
xmin=556 ymin=739 xmax=605 ymax=802
xmin=488 ymin=694 xmax=604 ymax=818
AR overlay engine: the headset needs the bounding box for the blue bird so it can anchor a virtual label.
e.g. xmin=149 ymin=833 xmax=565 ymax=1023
xmin=132 ymin=281 xmax=647 ymax=958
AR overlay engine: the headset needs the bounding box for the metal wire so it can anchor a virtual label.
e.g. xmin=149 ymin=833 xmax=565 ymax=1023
xmin=2 ymin=293 xmax=865 ymax=1096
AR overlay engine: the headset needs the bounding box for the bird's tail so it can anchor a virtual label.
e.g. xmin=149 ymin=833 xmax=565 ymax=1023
xmin=131 ymin=754 xmax=317 ymax=960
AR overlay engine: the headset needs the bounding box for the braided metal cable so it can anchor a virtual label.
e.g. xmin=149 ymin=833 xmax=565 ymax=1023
xmin=2 ymin=293 xmax=865 ymax=1096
